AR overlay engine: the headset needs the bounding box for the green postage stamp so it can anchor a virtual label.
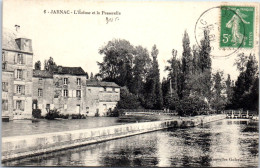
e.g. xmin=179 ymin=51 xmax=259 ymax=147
xmin=220 ymin=6 xmax=255 ymax=48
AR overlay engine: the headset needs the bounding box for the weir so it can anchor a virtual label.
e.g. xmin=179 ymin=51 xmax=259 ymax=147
xmin=2 ymin=114 xmax=226 ymax=162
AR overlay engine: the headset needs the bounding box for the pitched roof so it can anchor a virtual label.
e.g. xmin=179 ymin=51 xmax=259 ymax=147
xmin=33 ymin=70 xmax=53 ymax=78
xmin=86 ymin=80 xmax=120 ymax=88
xmin=2 ymin=27 xmax=32 ymax=53
xmin=2 ymin=28 xmax=21 ymax=51
xmin=54 ymin=66 xmax=87 ymax=76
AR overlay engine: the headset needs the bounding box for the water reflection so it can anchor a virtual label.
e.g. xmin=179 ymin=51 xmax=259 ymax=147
xmin=3 ymin=119 xmax=258 ymax=167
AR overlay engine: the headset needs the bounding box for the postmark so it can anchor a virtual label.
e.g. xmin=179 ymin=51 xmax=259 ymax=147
xmin=194 ymin=6 xmax=256 ymax=58
xmin=220 ymin=6 xmax=254 ymax=48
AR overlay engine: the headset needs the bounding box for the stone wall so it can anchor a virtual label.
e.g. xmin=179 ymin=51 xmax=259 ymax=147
xmin=2 ymin=114 xmax=226 ymax=162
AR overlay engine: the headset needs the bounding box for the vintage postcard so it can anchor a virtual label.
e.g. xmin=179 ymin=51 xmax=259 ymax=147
xmin=1 ymin=0 xmax=259 ymax=167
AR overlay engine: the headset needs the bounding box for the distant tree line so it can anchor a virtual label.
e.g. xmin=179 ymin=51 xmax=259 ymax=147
xmin=33 ymin=29 xmax=258 ymax=115
xmin=97 ymin=29 xmax=259 ymax=115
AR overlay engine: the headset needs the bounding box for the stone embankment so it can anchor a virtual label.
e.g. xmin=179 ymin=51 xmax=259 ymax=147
xmin=2 ymin=114 xmax=225 ymax=162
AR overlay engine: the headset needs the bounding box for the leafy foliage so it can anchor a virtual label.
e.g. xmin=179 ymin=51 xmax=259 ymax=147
xmin=32 ymin=109 xmax=42 ymax=119
xmin=117 ymin=86 xmax=141 ymax=109
xmin=34 ymin=60 xmax=41 ymax=70
xmin=44 ymin=57 xmax=58 ymax=72
xmin=231 ymin=54 xmax=258 ymax=111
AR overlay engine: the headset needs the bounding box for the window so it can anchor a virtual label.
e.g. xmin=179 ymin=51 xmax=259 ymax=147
xmin=104 ymin=87 xmax=107 ymax=91
xmin=77 ymin=78 xmax=81 ymax=85
xmin=2 ymin=62 xmax=6 ymax=70
xmin=64 ymin=78 xmax=68 ymax=85
xmin=2 ymin=51 xmax=6 ymax=62
xmin=17 ymin=69 xmax=23 ymax=79
xmin=63 ymin=89 xmax=68 ymax=97
xmin=16 ymin=100 xmax=23 ymax=111
xmin=17 ymin=54 xmax=23 ymax=64
xmin=76 ymin=90 xmax=81 ymax=98
xmin=2 ymin=82 xmax=8 ymax=92
xmin=2 ymin=100 xmax=8 ymax=111
xmin=32 ymin=99 xmax=38 ymax=110
xmin=64 ymin=104 xmax=67 ymax=110
xmin=38 ymin=88 xmax=43 ymax=97
xmin=16 ymin=85 xmax=22 ymax=94
xmin=38 ymin=78 xmax=43 ymax=83
xmin=112 ymin=88 xmax=115 ymax=92
xmin=46 ymin=104 xmax=50 ymax=110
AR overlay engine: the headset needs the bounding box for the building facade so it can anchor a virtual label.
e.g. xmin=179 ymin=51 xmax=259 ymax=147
xmin=32 ymin=66 xmax=88 ymax=116
xmin=32 ymin=73 xmax=120 ymax=117
xmin=2 ymin=27 xmax=120 ymax=120
xmin=86 ymin=80 xmax=120 ymax=116
xmin=2 ymin=28 xmax=33 ymax=120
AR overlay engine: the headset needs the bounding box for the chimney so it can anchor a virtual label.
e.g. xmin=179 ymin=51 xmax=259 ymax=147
xmin=15 ymin=25 xmax=20 ymax=32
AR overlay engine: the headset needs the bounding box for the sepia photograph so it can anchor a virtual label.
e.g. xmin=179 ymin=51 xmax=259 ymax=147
xmin=1 ymin=0 xmax=259 ymax=167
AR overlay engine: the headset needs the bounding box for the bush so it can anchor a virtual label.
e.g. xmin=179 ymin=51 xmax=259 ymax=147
xmin=108 ymin=108 xmax=120 ymax=117
xmin=32 ymin=109 xmax=42 ymax=119
xmin=71 ymin=114 xmax=86 ymax=119
xmin=45 ymin=109 xmax=60 ymax=120
xmin=117 ymin=87 xmax=142 ymax=109
xmin=176 ymin=96 xmax=209 ymax=116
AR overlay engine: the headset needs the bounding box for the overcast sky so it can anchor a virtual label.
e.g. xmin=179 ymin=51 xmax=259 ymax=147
xmin=3 ymin=0 xmax=259 ymax=81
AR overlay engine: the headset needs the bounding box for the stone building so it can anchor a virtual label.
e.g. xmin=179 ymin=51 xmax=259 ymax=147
xmin=32 ymin=70 xmax=54 ymax=116
xmin=86 ymin=80 xmax=120 ymax=116
xmin=32 ymin=66 xmax=87 ymax=116
xmin=2 ymin=27 xmax=121 ymax=119
xmin=2 ymin=27 xmax=33 ymax=120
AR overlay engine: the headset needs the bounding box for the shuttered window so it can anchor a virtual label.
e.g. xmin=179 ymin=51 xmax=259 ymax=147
xmin=16 ymin=85 xmax=25 ymax=95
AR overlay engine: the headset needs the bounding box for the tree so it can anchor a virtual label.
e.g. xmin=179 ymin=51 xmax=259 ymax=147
xmin=225 ymin=74 xmax=233 ymax=108
xmin=144 ymin=45 xmax=163 ymax=109
xmin=165 ymin=49 xmax=179 ymax=92
xmin=232 ymin=53 xmax=258 ymax=110
xmin=164 ymin=49 xmax=181 ymax=110
xmin=211 ymin=71 xmax=227 ymax=111
xmin=90 ymin=72 xmax=94 ymax=79
xmin=97 ymin=39 xmax=135 ymax=87
xmin=34 ymin=60 xmax=41 ymax=70
xmin=131 ymin=46 xmax=152 ymax=95
xmin=117 ymin=87 xmax=141 ymax=109
xmin=181 ymin=31 xmax=193 ymax=97
xmin=198 ymin=30 xmax=212 ymax=100
xmin=44 ymin=57 xmax=58 ymax=72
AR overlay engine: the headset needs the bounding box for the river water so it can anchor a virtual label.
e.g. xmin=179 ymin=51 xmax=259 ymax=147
xmin=3 ymin=119 xmax=259 ymax=167
xmin=2 ymin=117 xmax=120 ymax=137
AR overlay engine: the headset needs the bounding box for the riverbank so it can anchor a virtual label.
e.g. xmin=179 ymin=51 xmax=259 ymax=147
xmin=2 ymin=114 xmax=226 ymax=162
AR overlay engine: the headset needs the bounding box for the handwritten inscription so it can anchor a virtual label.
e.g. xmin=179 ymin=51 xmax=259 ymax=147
xmin=106 ymin=17 xmax=119 ymax=24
